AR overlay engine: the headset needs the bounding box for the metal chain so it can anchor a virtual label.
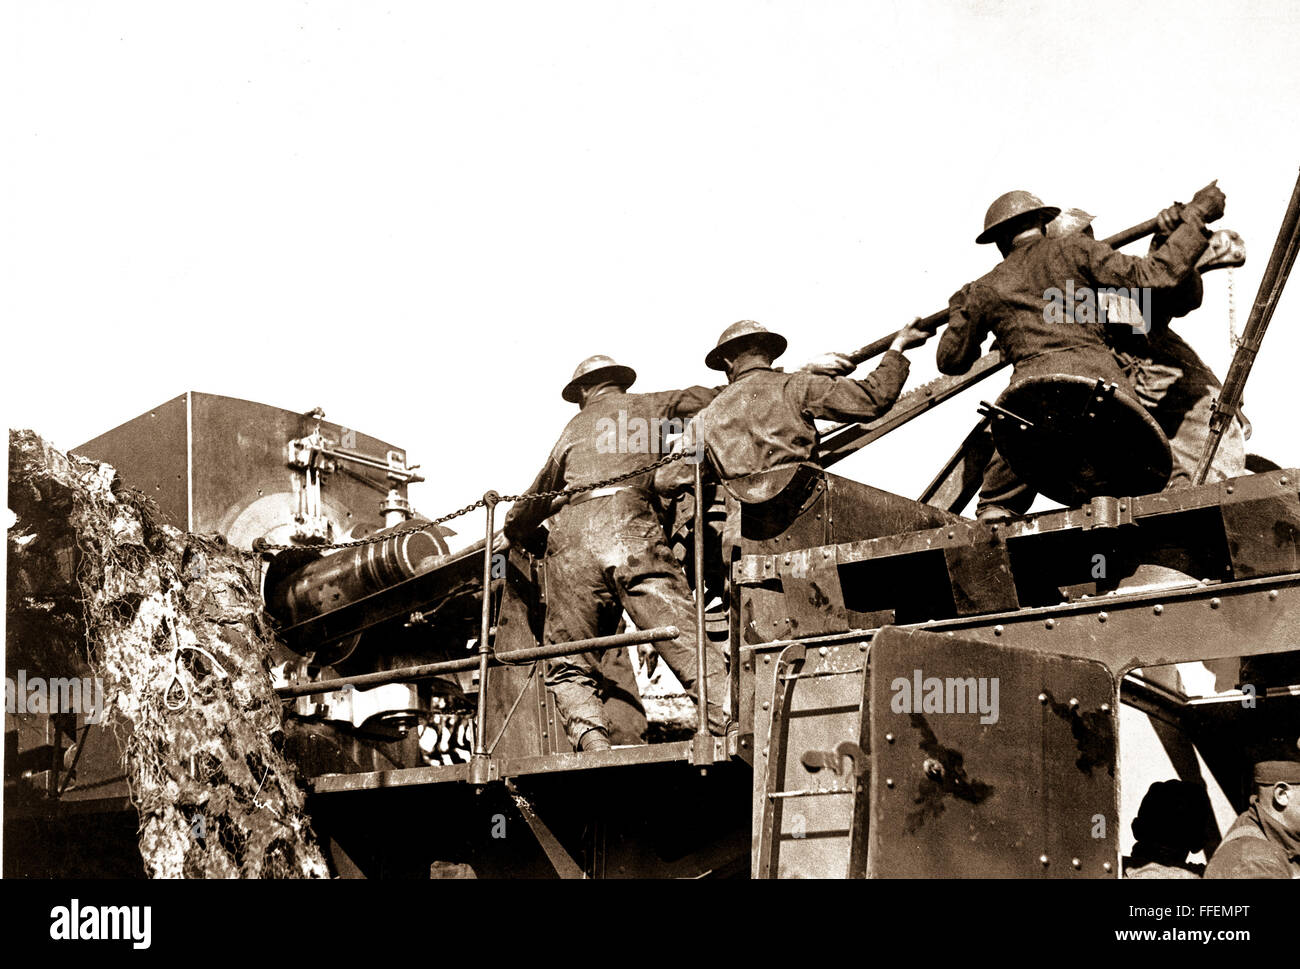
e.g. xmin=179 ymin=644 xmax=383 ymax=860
xmin=254 ymin=448 xmax=693 ymax=552
xmin=1227 ymin=265 xmax=1240 ymax=350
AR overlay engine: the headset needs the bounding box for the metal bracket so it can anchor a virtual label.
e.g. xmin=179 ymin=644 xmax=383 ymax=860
xmin=977 ymin=399 xmax=1034 ymax=430
xmin=1081 ymin=495 xmax=1135 ymax=531
xmin=1079 ymin=379 xmax=1118 ymax=421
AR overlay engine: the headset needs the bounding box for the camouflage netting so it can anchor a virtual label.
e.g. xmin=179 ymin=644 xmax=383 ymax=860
xmin=8 ymin=429 xmax=329 ymax=878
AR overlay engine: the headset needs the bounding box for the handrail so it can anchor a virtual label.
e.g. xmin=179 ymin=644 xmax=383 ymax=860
xmin=273 ymin=625 xmax=683 ymax=698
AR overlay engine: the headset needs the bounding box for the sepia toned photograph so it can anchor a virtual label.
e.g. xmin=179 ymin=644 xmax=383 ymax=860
xmin=4 ymin=2 xmax=1298 ymax=939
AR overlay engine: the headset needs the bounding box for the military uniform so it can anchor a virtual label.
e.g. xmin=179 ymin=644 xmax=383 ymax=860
xmin=1203 ymin=798 xmax=1300 ymax=879
xmin=938 ymin=219 xmax=1210 ymax=516
xmin=505 ymin=384 xmax=728 ymax=749
xmin=1107 ymin=237 xmax=1246 ymax=485
xmin=656 ymin=352 xmax=910 ymax=489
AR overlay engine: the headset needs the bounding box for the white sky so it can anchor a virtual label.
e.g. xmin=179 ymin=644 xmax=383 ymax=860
xmin=5 ymin=0 xmax=1300 ymax=549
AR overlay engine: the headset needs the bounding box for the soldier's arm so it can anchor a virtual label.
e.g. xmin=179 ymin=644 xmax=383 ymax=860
xmin=655 ymin=385 xmax=724 ymax=420
xmin=1147 ymin=231 xmax=1205 ymax=322
xmin=652 ymin=415 xmax=701 ymax=496
xmin=1073 ymin=217 xmax=1211 ymax=292
xmin=503 ymin=447 xmax=564 ymax=542
xmin=797 ymin=350 xmax=910 ymax=424
xmin=936 ymin=285 xmax=985 ymax=375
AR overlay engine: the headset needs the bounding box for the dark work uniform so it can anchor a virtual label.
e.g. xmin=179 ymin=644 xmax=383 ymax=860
xmin=1108 ymin=236 xmax=1245 ymax=486
xmin=938 ymin=220 xmax=1209 ymax=515
xmin=504 ymin=385 xmax=727 ymax=748
xmin=656 ymin=352 xmax=910 ymax=489
xmin=1203 ymin=799 xmax=1300 ymax=879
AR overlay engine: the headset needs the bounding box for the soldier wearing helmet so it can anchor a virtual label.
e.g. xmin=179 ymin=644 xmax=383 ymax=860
xmin=937 ymin=185 xmax=1225 ymax=520
xmin=1046 ymin=204 xmax=1248 ymax=487
xmin=503 ymin=355 xmax=729 ymax=752
xmin=654 ymin=318 xmax=930 ymax=499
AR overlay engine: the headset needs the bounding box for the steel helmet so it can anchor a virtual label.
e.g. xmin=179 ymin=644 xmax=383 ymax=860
xmin=561 ymin=354 xmax=637 ymax=403
xmin=705 ymin=320 xmax=788 ymax=371
xmin=976 ymin=190 xmax=1061 ymax=245
xmin=1046 ymin=207 xmax=1096 ymax=239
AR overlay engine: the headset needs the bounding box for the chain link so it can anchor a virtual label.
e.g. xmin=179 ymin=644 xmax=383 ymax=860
xmin=1227 ymin=265 xmax=1239 ymax=351
xmin=254 ymin=448 xmax=693 ymax=552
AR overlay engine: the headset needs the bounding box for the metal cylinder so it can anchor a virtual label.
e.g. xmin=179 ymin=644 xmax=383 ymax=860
xmin=265 ymin=527 xmax=445 ymax=629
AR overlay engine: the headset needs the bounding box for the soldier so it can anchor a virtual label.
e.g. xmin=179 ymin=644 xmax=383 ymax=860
xmin=1204 ymin=759 xmax=1300 ymax=878
xmin=654 ymin=319 xmax=931 ymax=497
xmin=503 ymin=355 xmax=728 ymax=753
xmin=1123 ymin=780 xmax=1214 ymax=879
xmin=936 ymin=186 xmax=1225 ymax=520
xmin=1046 ymin=206 xmax=1247 ymax=486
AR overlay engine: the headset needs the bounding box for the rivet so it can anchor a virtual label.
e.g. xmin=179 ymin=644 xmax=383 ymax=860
xmin=1038 ymin=693 xmax=1048 ymax=704
xmin=859 ymin=644 xmax=868 ymax=652
xmin=762 ymin=747 xmax=769 ymax=757
xmin=947 ymin=531 xmax=954 ymax=539
xmin=1226 ymin=485 xmax=1234 ymax=494
xmin=1119 ymin=504 xmax=1126 ymax=512
xmin=823 ymin=549 xmax=830 ymax=558
xmin=1069 ymin=697 xmax=1079 ymax=709
xmin=1098 ymin=612 xmax=1108 ymax=622
xmin=1040 ymin=855 xmax=1049 ymax=866
xmin=1071 ymin=858 xmax=1081 ymax=869
xmin=1045 ymin=619 xmax=1055 ymax=629
xmin=773 ymin=619 xmax=779 ymax=626
xmin=1269 ymin=590 xmax=1279 ymax=601
xmin=819 ymin=646 xmax=829 ymax=656
xmin=993 ymin=625 xmax=1004 ymax=636
xmin=885 ymin=733 xmax=895 ymax=743
xmin=1100 ymin=703 xmax=1111 ymax=714
xmin=762 ymin=701 xmax=770 ymax=710
xmin=1210 ymin=598 xmax=1221 ymax=609
xmin=1153 ymin=604 xmax=1163 ymax=615
xmin=741 ymin=738 xmax=749 ymax=748
xmin=1282 ymin=476 xmax=1289 ymax=485
xmin=1103 ymin=862 xmax=1113 ymax=873
xmin=763 ymin=655 xmax=771 ymax=664
xmin=743 ymin=664 xmax=752 ymax=672
xmin=885 ymin=778 xmax=895 ymax=788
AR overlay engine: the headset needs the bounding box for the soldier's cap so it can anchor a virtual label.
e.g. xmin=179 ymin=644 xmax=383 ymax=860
xmin=562 ymin=354 xmax=637 ymax=403
xmin=705 ymin=320 xmax=788 ymax=371
xmin=1046 ymin=207 xmax=1096 ymax=239
xmin=976 ymin=190 xmax=1061 ymax=245
xmin=1255 ymin=759 xmax=1300 ymax=785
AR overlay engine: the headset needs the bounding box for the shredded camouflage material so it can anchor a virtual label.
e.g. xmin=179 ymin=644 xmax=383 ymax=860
xmin=8 ymin=429 xmax=328 ymax=878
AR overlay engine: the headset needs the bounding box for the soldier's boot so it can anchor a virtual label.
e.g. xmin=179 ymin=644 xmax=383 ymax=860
xmin=578 ymin=728 xmax=612 ymax=752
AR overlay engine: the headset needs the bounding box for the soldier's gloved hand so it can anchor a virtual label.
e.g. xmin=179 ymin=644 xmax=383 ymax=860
xmin=800 ymin=352 xmax=856 ymax=377
xmin=1184 ymin=183 xmax=1226 ymax=224
xmin=1155 ymin=203 xmax=1183 ymax=236
xmin=890 ymin=317 xmax=933 ymax=352
xmin=506 ymin=525 xmax=549 ymax=558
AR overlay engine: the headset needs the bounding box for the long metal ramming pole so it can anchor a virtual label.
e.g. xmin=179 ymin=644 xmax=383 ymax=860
xmin=471 ymin=491 xmax=500 ymax=786
xmin=692 ymin=457 xmax=709 ymax=743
